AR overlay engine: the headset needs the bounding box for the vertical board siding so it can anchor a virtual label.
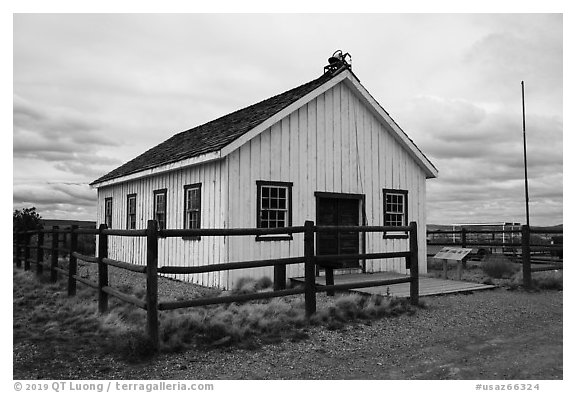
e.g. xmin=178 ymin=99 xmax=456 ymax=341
xmin=96 ymin=79 xmax=430 ymax=290
xmin=96 ymin=160 xmax=227 ymax=288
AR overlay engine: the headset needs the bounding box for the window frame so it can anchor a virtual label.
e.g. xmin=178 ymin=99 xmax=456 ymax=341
xmin=183 ymin=183 xmax=201 ymax=240
xmin=126 ymin=193 xmax=137 ymax=230
xmin=104 ymin=197 xmax=113 ymax=229
xmin=256 ymin=180 xmax=293 ymax=241
xmin=382 ymin=189 xmax=408 ymax=239
xmin=153 ymin=188 xmax=167 ymax=230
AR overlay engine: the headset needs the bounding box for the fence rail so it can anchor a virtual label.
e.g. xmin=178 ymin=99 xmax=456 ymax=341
xmin=14 ymin=220 xmax=420 ymax=351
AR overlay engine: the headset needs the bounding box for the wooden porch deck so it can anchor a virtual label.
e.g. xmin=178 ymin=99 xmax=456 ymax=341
xmin=291 ymin=271 xmax=496 ymax=298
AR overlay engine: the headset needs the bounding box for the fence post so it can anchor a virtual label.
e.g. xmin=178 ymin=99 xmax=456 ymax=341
xmin=325 ymin=267 xmax=335 ymax=297
xmin=409 ymin=221 xmax=419 ymax=306
xmin=24 ymin=233 xmax=31 ymax=271
xmin=146 ymin=220 xmax=159 ymax=351
xmin=50 ymin=226 xmax=59 ymax=281
xmin=68 ymin=225 xmax=78 ymax=296
xmin=304 ymin=220 xmax=316 ymax=317
xmin=461 ymin=227 xmax=468 ymax=268
xmin=273 ymin=262 xmax=287 ymax=291
xmin=36 ymin=231 xmax=44 ymax=276
xmin=521 ymin=225 xmax=532 ymax=290
xmin=98 ymin=224 xmax=109 ymax=313
xmin=15 ymin=233 xmax=22 ymax=268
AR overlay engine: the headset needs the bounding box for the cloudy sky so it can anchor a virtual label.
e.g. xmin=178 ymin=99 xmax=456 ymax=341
xmin=13 ymin=13 xmax=563 ymax=225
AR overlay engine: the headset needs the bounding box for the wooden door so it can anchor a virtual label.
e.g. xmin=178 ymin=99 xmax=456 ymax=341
xmin=316 ymin=197 xmax=360 ymax=268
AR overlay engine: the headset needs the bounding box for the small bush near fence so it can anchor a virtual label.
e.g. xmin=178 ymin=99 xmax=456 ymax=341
xmin=482 ymin=254 xmax=520 ymax=279
xmin=530 ymin=271 xmax=563 ymax=291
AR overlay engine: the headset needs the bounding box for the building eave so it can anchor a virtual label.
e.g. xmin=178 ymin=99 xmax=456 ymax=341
xmin=90 ymin=151 xmax=223 ymax=188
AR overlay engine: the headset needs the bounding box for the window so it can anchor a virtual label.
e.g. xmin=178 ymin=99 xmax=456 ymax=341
xmin=383 ymin=189 xmax=408 ymax=238
xmin=256 ymin=181 xmax=293 ymax=241
xmin=184 ymin=184 xmax=201 ymax=239
xmin=104 ymin=197 xmax=113 ymax=228
xmin=153 ymin=189 xmax=167 ymax=230
xmin=127 ymin=194 xmax=137 ymax=229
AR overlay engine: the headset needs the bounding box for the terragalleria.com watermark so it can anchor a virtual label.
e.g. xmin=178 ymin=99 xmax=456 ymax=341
xmin=13 ymin=381 xmax=215 ymax=392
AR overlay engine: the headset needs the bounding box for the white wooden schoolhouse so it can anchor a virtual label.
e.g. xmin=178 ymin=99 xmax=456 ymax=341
xmin=90 ymin=52 xmax=438 ymax=289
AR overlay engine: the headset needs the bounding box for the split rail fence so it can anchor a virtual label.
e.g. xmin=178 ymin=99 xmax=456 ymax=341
xmin=13 ymin=220 xmax=420 ymax=350
xmin=427 ymin=225 xmax=563 ymax=287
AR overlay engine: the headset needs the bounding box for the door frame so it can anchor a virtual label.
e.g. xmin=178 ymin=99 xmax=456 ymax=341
xmin=314 ymin=191 xmax=367 ymax=273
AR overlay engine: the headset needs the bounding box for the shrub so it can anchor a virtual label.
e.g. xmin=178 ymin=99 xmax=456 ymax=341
xmin=532 ymin=271 xmax=563 ymax=290
xmin=310 ymin=294 xmax=413 ymax=324
xmin=256 ymin=276 xmax=273 ymax=290
xmin=111 ymin=330 xmax=157 ymax=363
xmin=481 ymin=254 xmax=519 ymax=279
xmin=230 ymin=276 xmax=274 ymax=295
xmin=505 ymin=270 xmax=562 ymax=291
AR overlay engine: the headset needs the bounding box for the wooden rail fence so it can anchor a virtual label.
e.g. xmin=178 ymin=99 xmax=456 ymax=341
xmin=427 ymin=225 xmax=563 ymax=289
xmin=13 ymin=220 xmax=420 ymax=350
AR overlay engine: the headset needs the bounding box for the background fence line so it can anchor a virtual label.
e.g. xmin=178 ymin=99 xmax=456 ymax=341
xmin=427 ymin=224 xmax=563 ymax=288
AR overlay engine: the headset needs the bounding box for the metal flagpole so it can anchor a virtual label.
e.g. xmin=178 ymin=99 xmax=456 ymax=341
xmin=521 ymin=81 xmax=530 ymax=227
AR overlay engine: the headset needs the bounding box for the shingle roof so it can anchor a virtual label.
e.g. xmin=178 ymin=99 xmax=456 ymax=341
xmin=91 ymin=70 xmax=340 ymax=185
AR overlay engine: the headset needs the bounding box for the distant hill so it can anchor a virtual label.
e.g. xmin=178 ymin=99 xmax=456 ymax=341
xmin=41 ymin=219 xmax=96 ymax=229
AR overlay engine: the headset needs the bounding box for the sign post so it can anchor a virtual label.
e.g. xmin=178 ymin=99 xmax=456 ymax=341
xmin=434 ymin=247 xmax=473 ymax=280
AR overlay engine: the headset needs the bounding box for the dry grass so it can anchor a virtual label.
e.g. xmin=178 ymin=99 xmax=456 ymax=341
xmin=156 ymin=277 xmax=419 ymax=351
xmin=14 ymin=270 xmax=419 ymax=361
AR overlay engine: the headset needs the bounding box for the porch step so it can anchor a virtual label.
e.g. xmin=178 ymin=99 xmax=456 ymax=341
xmin=291 ymin=271 xmax=497 ymax=298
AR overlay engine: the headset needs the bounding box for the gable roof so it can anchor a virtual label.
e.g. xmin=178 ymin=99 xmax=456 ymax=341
xmin=90 ymin=70 xmax=339 ymax=186
xmin=91 ymin=67 xmax=438 ymax=186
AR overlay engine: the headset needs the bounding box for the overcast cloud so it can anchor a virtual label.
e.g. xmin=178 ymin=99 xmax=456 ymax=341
xmin=13 ymin=13 xmax=562 ymax=225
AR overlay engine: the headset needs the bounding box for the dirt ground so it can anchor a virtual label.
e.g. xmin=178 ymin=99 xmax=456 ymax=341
xmin=13 ymin=269 xmax=562 ymax=380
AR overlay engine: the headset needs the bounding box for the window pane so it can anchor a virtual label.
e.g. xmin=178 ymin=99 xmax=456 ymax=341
xmin=185 ymin=190 xmax=192 ymax=211
xmin=277 ymin=211 xmax=286 ymax=226
xmin=271 ymin=187 xmax=277 ymax=198
xmin=192 ymin=189 xmax=200 ymax=210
